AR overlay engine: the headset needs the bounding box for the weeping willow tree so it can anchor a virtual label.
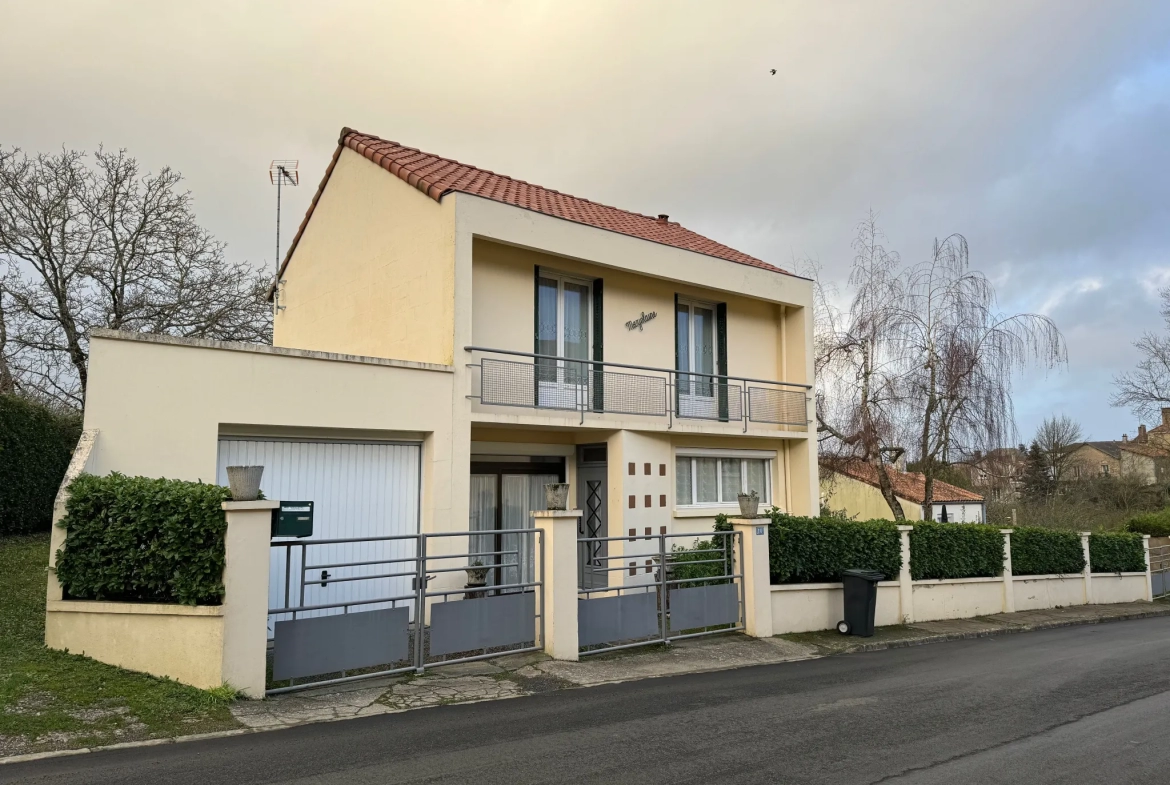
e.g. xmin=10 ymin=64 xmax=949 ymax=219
xmin=814 ymin=213 xmax=1066 ymax=520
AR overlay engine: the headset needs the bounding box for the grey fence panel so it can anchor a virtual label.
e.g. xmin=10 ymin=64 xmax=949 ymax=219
xmin=1154 ymin=571 xmax=1167 ymax=598
xmin=578 ymin=592 xmax=659 ymax=647
xmin=429 ymin=592 xmax=536 ymax=656
xmin=669 ymin=583 xmax=739 ymax=632
xmin=272 ymin=606 xmax=410 ymax=681
xmin=747 ymin=386 xmax=807 ymax=426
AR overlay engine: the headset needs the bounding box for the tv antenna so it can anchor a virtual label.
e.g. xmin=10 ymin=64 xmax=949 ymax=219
xmin=269 ymin=160 xmax=299 ymax=277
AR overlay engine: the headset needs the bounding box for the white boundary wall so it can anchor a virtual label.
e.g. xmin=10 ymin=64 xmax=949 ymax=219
xmin=768 ymin=527 xmax=1154 ymax=635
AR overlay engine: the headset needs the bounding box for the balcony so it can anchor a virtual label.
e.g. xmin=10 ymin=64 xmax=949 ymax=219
xmin=466 ymin=346 xmax=810 ymax=430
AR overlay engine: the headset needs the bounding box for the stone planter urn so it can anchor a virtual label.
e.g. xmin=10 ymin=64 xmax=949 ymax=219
xmin=737 ymin=490 xmax=760 ymax=518
xmin=226 ymin=465 xmax=264 ymax=502
xmin=465 ymin=560 xmax=489 ymax=587
xmin=544 ymin=482 xmax=571 ymax=511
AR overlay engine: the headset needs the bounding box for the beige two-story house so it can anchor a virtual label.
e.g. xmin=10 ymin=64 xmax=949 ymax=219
xmin=75 ymin=126 xmax=817 ymax=602
xmin=271 ymin=127 xmax=816 ymax=546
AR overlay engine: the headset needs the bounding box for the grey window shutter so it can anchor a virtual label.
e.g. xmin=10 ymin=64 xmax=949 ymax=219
xmin=717 ymin=302 xmax=729 ymax=421
xmin=592 ymin=278 xmax=603 ymax=412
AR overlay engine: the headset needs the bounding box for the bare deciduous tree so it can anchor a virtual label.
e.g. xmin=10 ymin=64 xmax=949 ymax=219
xmin=1033 ymin=414 xmax=1083 ymax=483
xmin=0 ymin=146 xmax=272 ymax=407
xmin=1113 ymin=286 xmax=1170 ymax=420
xmin=814 ymin=212 xmax=1067 ymax=520
xmin=810 ymin=213 xmax=909 ymax=518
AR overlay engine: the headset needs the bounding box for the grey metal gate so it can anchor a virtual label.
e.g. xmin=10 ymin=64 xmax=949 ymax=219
xmin=577 ymin=529 xmax=743 ymax=656
xmin=1152 ymin=544 xmax=1170 ymax=598
xmin=267 ymin=529 xmax=544 ymax=695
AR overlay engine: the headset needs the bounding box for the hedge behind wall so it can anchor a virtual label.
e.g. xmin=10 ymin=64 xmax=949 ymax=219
xmin=0 ymin=394 xmax=82 ymax=536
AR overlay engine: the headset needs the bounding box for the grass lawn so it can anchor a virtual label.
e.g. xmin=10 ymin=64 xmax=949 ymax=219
xmin=0 ymin=533 xmax=241 ymax=758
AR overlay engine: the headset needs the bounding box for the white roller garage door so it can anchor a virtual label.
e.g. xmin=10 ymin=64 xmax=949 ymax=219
xmin=216 ymin=438 xmax=421 ymax=633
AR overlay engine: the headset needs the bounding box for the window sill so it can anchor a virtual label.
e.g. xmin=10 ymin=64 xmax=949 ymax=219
xmin=673 ymin=505 xmax=759 ymax=518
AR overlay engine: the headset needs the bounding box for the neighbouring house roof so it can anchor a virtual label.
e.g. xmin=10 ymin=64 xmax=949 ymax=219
xmin=275 ymin=127 xmax=791 ymax=286
xmin=1147 ymin=423 xmax=1170 ymax=439
xmin=826 ymin=460 xmax=985 ymax=505
xmin=1120 ymin=442 xmax=1170 ymax=459
xmin=1077 ymin=441 xmax=1123 ymax=460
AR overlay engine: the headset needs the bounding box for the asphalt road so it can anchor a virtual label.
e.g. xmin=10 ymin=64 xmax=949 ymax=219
xmin=6 ymin=617 xmax=1170 ymax=784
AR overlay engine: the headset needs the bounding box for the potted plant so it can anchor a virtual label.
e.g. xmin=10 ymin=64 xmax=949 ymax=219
xmin=545 ymin=482 xmax=570 ymax=510
xmin=465 ymin=559 xmax=488 ymax=587
xmin=737 ymin=489 xmax=760 ymax=518
xmin=226 ymin=465 xmax=264 ymax=501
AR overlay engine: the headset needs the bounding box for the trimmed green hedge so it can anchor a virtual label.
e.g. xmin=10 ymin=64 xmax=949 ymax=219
xmin=1124 ymin=510 xmax=1170 ymax=538
xmin=1009 ymin=527 xmax=1085 ymax=576
xmin=751 ymin=513 xmax=902 ymax=584
xmin=0 ymin=394 xmax=82 ymax=536
xmin=55 ymin=473 xmax=231 ymax=605
xmin=910 ymin=522 xmax=1003 ymax=580
xmin=1089 ymin=531 xmax=1146 ymax=574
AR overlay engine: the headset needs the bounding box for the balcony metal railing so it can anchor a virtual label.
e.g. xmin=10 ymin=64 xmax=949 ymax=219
xmin=465 ymin=346 xmax=811 ymax=430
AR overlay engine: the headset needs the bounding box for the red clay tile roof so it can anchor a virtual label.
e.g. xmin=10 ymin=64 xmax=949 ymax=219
xmin=828 ymin=460 xmax=984 ymax=504
xmin=274 ymin=127 xmax=789 ymax=287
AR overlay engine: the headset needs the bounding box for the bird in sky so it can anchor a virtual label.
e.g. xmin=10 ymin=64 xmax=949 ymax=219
xmin=770 ymin=69 xmax=777 ymax=75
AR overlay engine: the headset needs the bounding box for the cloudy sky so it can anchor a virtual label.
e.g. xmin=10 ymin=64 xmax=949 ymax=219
xmin=3 ymin=0 xmax=1169 ymax=442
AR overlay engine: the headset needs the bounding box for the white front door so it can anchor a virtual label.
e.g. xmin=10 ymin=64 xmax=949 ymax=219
xmin=216 ymin=438 xmax=421 ymax=633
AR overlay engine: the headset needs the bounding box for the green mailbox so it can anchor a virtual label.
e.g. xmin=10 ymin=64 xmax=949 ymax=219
xmin=271 ymin=501 xmax=314 ymax=538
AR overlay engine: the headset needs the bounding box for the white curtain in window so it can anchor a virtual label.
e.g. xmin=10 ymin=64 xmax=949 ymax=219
xmin=469 ymin=475 xmax=498 ymax=570
xmin=745 ymin=460 xmax=768 ymax=498
xmin=676 ymin=457 xmax=693 ymax=505
xmin=720 ymin=460 xmax=742 ymax=502
xmin=499 ymin=474 xmax=557 ymax=588
xmin=695 ymin=458 xmax=719 ymax=503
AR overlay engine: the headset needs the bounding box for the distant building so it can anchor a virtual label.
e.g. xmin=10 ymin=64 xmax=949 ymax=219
xmin=821 ymin=460 xmax=986 ymax=523
xmin=956 ymin=447 xmax=1025 ymax=502
xmin=1067 ymin=409 xmax=1170 ymax=485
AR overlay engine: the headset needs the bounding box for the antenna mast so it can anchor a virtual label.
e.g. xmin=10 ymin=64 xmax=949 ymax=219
xmin=269 ymin=160 xmax=300 ymax=278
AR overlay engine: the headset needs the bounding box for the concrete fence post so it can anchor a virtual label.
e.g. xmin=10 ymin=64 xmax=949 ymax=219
xmin=220 ymin=501 xmax=278 ymax=699
xmin=1000 ymin=529 xmax=1015 ymax=614
xmin=532 ymin=510 xmax=583 ymax=661
xmin=1081 ymin=531 xmax=1093 ymax=606
xmin=730 ymin=518 xmax=773 ymax=638
xmin=1143 ymin=534 xmax=1153 ymax=602
xmin=897 ymin=525 xmax=914 ymax=624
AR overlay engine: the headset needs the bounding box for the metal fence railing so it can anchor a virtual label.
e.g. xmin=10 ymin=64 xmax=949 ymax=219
xmin=267 ymin=529 xmax=544 ymax=695
xmin=576 ymin=530 xmax=744 ymax=656
xmin=1151 ymin=544 xmax=1170 ymax=598
xmin=467 ymin=346 xmax=809 ymax=430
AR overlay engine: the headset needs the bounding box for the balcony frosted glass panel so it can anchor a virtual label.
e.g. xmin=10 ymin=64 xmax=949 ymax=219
xmin=536 ymin=277 xmax=558 ymax=384
xmin=694 ymin=306 xmax=715 ymax=396
xmin=563 ymin=282 xmax=590 ymax=385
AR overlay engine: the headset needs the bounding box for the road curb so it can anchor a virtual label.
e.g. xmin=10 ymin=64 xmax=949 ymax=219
xmin=0 ymin=728 xmax=262 ymax=766
xmin=836 ymin=606 xmax=1170 ymax=655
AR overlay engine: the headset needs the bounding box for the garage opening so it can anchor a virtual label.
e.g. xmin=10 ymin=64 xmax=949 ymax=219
xmin=216 ymin=437 xmax=421 ymax=633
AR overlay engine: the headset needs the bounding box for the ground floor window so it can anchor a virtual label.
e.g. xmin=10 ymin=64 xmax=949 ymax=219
xmin=675 ymin=452 xmax=771 ymax=507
